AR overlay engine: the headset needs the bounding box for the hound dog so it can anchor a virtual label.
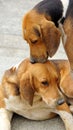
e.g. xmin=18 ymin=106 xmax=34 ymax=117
xmin=1 ymin=58 xmax=73 ymax=130
xmin=22 ymin=0 xmax=73 ymax=70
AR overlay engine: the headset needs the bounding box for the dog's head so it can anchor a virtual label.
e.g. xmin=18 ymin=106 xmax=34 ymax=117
xmin=19 ymin=59 xmax=64 ymax=108
xmin=22 ymin=10 xmax=61 ymax=63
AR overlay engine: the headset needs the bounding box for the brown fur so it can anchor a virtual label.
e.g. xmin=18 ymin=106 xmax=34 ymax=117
xmin=0 ymin=58 xmax=73 ymax=108
xmin=63 ymin=17 xmax=73 ymax=70
xmin=0 ymin=85 xmax=5 ymax=108
xmin=57 ymin=103 xmax=71 ymax=113
xmin=20 ymin=71 xmax=35 ymax=105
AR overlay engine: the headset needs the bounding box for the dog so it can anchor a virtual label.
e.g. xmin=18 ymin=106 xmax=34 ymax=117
xmin=0 ymin=58 xmax=73 ymax=130
xmin=22 ymin=0 xmax=73 ymax=71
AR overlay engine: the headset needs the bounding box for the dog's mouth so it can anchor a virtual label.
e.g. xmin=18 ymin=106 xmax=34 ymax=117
xmin=30 ymin=57 xmax=48 ymax=64
xmin=30 ymin=54 xmax=48 ymax=64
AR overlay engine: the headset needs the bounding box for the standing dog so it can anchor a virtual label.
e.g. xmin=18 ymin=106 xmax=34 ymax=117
xmin=0 ymin=59 xmax=73 ymax=130
xmin=22 ymin=0 xmax=73 ymax=71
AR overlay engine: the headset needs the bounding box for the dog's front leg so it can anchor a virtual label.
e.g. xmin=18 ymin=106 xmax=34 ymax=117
xmin=58 ymin=111 xmax=73 ymax=130
xmin=56 ymin=103 xmax=73 ymax=130
xmin=0 ymin=108 xmax=13 ymax=130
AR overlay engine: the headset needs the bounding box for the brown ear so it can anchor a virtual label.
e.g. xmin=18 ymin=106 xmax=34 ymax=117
xmin=60 ymin=62 xmax=73 ymax=98
xmin=20 ymin=71 xmax=35 ymax=105
xmin=60 ymin=69 xmax=73 ymax=98
xmin=41 ymin=20 xmax=61 ymax=57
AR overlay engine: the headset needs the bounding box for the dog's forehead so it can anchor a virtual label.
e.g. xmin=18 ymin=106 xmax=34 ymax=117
xmin=32 ymin=63 xmax=47 ymax=70
xmin=29 ymin=62 xmax=52 ymax=79
xmin=26 ymin=60 xmax=58 ymax=79
xmin=30 ymin=63 xmax=48 ymax=73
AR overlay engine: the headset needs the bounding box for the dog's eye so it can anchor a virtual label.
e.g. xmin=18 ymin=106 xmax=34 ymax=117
xmin=41 ymin=81 xmax=49 ymax=86
xmin=31 ymin=40 xmax=38 ymax=44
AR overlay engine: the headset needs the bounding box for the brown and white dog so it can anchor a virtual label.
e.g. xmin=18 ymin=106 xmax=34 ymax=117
xmin=0 ymin=58 xmax=73 ymax=130
xmin=22 ymin=0 xmax=73 ymax=70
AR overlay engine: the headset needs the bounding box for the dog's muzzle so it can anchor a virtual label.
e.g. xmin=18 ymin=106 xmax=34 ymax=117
xmin=30 ymin=55 xmax=48 ymax=64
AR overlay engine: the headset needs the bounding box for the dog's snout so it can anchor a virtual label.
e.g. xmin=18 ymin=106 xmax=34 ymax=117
xmin=30 ymin=53 xmax=48 ymax=63
xmin=57 ymin=98 xmax=65 ymax=105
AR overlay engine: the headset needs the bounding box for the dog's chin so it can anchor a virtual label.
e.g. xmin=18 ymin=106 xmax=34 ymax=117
xmin=30 ymin=56 xmax=48 ymax=64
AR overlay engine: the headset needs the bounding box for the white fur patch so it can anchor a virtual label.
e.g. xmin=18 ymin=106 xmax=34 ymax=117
xmin=59 ymin=23 xmax=67 ymax=46
xmin=60 ymin=0 xmax=69 ymax=17
xmin=0 ymin=108 xmax=12 ymax=130
xmin=70 ymin=105 xmax=73 ymax=113
xmin=4 ymin=95 xmax=54 ymax=120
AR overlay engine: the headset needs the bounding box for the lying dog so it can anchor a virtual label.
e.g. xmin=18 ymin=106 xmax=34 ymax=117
xmin=22 ymin=0 xmax=73 ymax=70
xmin=0 ymin=58 xmax=73 ymax=130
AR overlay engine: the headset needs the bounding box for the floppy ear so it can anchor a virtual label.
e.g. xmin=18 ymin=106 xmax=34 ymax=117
xmin=60 ymin=74 xmax=73 ymax=98
xmin=41 ymin=20 xmax=61 ymax=57
xmin=60 ymin=69 xmax=73 ymax=98
xmin=20 ymin=71 xmax=35 ymax=105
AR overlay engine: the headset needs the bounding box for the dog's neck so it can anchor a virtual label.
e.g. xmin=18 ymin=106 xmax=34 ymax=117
xmin=60 ymin=0 xmax=69 ymax=18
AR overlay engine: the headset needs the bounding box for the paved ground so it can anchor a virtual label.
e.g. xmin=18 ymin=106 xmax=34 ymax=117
xmin=0 ymin=0 xmax=68 ymax=130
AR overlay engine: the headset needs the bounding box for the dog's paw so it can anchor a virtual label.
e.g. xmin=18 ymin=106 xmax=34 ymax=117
xmin=70 ymin=105 xmax=73 ymax=113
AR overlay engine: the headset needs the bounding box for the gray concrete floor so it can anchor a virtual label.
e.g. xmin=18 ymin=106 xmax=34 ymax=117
xmin=0 ymin=0 xmax=68 ymax=130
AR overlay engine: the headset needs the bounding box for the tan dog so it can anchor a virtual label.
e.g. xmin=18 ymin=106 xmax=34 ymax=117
xmin=22 ymin=0 xmax=73 ymax=71
xmin=0 ymin=59 xmax=73 ymax=130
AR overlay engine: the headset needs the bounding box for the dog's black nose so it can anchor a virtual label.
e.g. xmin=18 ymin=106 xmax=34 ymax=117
xmin=57 ymin=98 xmax=65 ymax=105
xmin=30 ymin=56 xmax=37 ymax=64
xmin=30 ymin=58 xmax=36 ymax=64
